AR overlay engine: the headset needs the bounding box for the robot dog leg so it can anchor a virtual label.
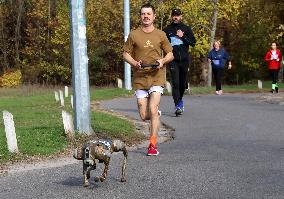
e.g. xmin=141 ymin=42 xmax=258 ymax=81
xmin=94 ymin=140 xmax=128 ymax=183
xmin=111 ymin=140 xmax=128 ymax=182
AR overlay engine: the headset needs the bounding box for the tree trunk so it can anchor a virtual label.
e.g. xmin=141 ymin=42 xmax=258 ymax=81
xmin=14 ymin=0 xmax=24 ymax=68
xmin=48 ymin=0 xmax=57 ymax=41
xmin=207 ymin=0 xmax=218 ymax=87
xmin=0 ymin=6 xmax=9 ymax=71
xmin=200 ymin=57 xmax=208 ymax=86
xmin=158 ymin=0 xmax=164 ymax=30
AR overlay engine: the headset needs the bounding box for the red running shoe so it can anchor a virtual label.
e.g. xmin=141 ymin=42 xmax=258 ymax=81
xmin=147 ymin=143 xmax=159 ymax=156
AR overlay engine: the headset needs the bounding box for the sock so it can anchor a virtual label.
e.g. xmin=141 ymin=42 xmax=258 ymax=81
xmin=150 ymin=135 xmax=157 ymax=146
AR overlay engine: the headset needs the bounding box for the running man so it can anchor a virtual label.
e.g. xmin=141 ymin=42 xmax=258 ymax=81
xmin=163 ymin=8 xmax=196 ymax=116
xmin=123 ymin=3 xmax=174 ymax=156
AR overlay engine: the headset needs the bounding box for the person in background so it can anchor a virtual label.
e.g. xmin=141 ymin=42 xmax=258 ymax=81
xmin=123 ymin=3 xmax=174 ymax=156
xmin=163 ymin=8 xmax=196 ymax=116
xmin=264 ymin=42 xmax=282 ymax=93
xmin=207 ymin=40 xmax=232 ymax=95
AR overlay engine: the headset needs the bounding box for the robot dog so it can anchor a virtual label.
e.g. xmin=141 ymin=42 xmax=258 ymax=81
xmin=73 ymin=139 xmax=128 ymax=187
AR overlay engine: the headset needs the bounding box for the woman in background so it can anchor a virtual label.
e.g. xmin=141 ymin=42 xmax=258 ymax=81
xmin=208 ymin=40 xmax=232 ymax=95
xmin=264 ymin=42 xmax=282 ymax=93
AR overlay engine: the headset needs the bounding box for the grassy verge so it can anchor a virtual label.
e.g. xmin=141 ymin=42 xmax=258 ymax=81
xmin=0 ymin=86 xmax=137 ymax=164
xmin=189 ymin=81 xmax=284 ymax=95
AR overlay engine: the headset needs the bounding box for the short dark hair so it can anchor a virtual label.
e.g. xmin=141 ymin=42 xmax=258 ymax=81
xmin=140 ymin=3 xmax=156 ymax=15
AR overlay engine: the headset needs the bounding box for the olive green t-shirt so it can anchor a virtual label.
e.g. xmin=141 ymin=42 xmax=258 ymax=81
xmin=123 ymin=27 xmax=173 ymax=90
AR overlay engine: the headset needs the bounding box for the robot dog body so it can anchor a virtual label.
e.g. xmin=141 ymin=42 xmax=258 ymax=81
xmin=73 ymin=139 xmax=127 ymax=187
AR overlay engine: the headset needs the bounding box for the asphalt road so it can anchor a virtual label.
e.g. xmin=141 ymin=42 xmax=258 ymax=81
xmin=0 ymin=93 xmax=283 ymax=199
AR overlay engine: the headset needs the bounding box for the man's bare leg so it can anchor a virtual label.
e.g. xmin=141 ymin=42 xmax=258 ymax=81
xmin=137 ymin=92 xmax=161 ymax=155
xmin=149 ymin=92 xmax=161 ymax=138
xmin=137 ymin=97 xmax=150 ymax=121
xmin=145 ymin=92 xmax=161 ymax=155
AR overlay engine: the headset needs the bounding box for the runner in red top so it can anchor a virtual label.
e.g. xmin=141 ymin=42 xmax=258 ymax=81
xmin=264 ymin=42 xmax=282 ymax=93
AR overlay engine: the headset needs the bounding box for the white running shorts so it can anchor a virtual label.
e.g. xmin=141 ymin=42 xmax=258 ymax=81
xmin=135 ymin=86 xmax=164 ymax=99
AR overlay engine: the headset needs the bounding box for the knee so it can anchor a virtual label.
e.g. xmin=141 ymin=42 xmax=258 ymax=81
xmin=137 ymin=102 xmax=149 ymax=121
xmin=139 ymin=109 xmax=150 ymax=121
xmin=140 ymin=113 xmax=150 ymax=121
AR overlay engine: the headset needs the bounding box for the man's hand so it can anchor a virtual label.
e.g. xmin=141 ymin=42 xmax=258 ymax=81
xmin=123 ymin=52 xmax=142 ymax=70
xmin=156 ymin=59 xmax=164 ymax=69
xmin=134 ymin=60 xmax=142 ymax=70
xmin=176 ymin=29 xmax=184 ymax=38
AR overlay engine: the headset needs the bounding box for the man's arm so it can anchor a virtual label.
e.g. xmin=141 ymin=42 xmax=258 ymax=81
xmin=162 ymin=27 xmax=171 ymax=42
xmin=157 ymin=52 xmax=174 ymax=69
xmin=180 ymin=26 xmax=196 ymax=47
xmin=123 ymin=52 xmax=141 ymax=69
xmin=162 ymin=52 xmax=174 ymax=65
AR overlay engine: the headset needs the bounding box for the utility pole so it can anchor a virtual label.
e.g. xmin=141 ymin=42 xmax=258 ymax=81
xmin=124 ymin=0 xmax=132 ymax=90
xmin=70 ymin=0 xmax=92 ymax=134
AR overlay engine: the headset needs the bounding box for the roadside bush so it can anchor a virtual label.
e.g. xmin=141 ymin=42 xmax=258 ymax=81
xmin=0 ymin=69 xmax=22 ymax=88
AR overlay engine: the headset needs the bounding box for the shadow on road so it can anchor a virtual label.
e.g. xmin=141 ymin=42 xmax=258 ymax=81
xmin=59 ymin=176 xmax=83 ymax=187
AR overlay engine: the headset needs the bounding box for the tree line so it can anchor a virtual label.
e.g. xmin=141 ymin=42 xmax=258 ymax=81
xmin=0 ymin=0 xmax=283 ymax=86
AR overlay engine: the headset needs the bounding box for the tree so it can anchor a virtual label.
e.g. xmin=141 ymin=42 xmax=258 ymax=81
xmin=0 ymin=0 xmax=25 ymax=72
xmin=14 ymin=0 xmax=24 ymax=68
xmin=207 ymin=0 xmax=218 ymax=87
xmin=0 ymin=0 xmax=283 ymax=86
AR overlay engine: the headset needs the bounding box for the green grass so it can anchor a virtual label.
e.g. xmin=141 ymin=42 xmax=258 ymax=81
xmin=0 ymin=86 xmax=136 ymax=164
xmin=90 ymin=87 xmax=134 ymax=101
xmin=0 ymin=90 xmax=65 ymax=163
xmin=91 ymin=111 xmax=144 ymax=144
xmin=189 ymin=81 xmax=284 ymax=95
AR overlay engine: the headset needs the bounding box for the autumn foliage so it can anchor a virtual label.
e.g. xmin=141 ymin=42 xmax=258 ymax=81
xmin=0 ymin=0 xmax=283 ymax=86
xmin=0 ymin=70 xmax=22 ymax=88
